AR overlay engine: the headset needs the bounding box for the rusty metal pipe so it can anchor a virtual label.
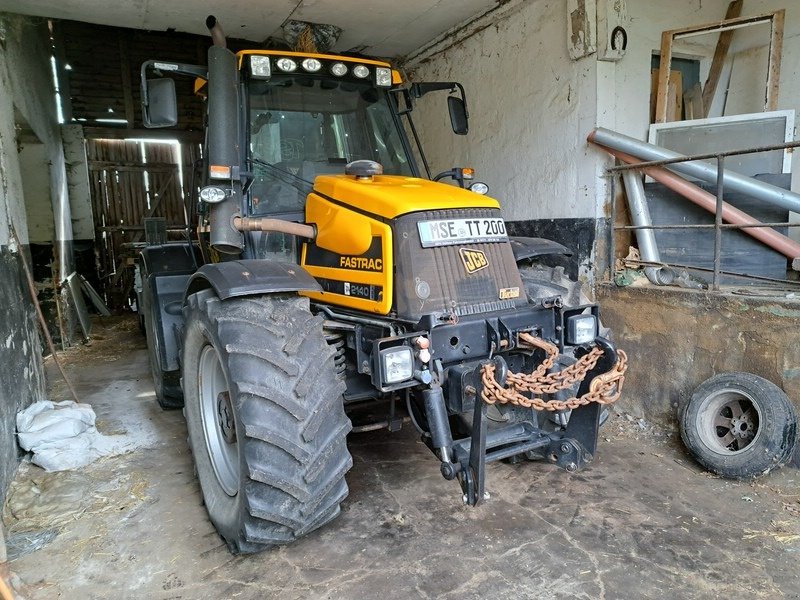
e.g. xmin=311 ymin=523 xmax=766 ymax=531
xmin=234 ymin=217 xmax=316 ymax=239
xmin=595 ymin=144 xmax=800 ymax=261
xmin=206 ymin=15 xmax=227 ymax=48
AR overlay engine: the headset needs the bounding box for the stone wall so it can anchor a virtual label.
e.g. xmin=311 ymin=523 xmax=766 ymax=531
xmin=597 ymin=284 xmax=800 ymax=424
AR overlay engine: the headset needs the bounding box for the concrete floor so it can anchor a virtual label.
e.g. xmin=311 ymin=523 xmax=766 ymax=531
xmin=5 ymin=317 xmax=800 ymax=599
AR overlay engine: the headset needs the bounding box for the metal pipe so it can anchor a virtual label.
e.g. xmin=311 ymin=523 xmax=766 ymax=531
xmin=233 ymin=217 xmax=316 ymax=239
xmin=606 ymin=139 xmax=800 ymax=172
xmin=206 ymin=15 xmax=227 ymax=48
xmin=621 ymin=170 xmax=674 ymax=285
xmin=713 ymin=156 xmax=725 ymax=290
xmin=588 ymin=128 xmax=800 ymax=214
xmin=595 ymin=144 xmax=800 ymax=261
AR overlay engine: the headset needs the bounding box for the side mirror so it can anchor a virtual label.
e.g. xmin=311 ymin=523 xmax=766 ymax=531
xmin=142 ymin=78 xmax=178 ymax=128
xmin=448 ymin=96 xmax=468 ymax=135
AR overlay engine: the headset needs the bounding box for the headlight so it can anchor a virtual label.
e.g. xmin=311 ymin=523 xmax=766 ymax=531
xmin=380 ymin=347 xmax=413 ymax=384
xmin=276 ymin=57 xmax=297 ymax=72
xmin=302 ymin=58 xmax=322 ymax=72
xmin=199 ymin=186 xmax=227 ymax=204
xmin=469 ymin=182 xmax=489 ymax=195
xmin=565 ymin=314 xmax=597 ymax=345
xmin=353 ymin=64 xmax=369 ymax=79
xmin=331 ymin=62 xmax=348 ymax=76
xmin=249 ymin=55 xmax=271 ymax=79
xmin=375 ymin=67 xmax=392 ymax=87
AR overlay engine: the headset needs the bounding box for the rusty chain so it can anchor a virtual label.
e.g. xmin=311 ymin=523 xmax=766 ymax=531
xmin=480 ymin=332 xmax=628 ymax=411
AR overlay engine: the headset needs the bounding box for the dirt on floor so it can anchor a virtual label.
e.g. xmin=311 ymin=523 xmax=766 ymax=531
xmin=4 ymin=316 xmax=800 ymax=599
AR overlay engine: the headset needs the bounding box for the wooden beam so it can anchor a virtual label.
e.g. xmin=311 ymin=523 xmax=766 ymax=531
xmin=766 ymin=9 xmax=785 ymax=112
xmin=118 ymin=33 xmax=136 ymax=129
xmin=83 ymin=127 xmax=204 ymax=143
xmin=701 ymin=0 xmax=743 ymax=117
xmin=88 ymin=160 xmax=179 ymax=171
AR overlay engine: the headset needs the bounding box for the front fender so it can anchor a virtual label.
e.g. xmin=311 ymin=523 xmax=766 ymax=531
xmin=185 ymin=260 xmax=322 ymax=302
xmin=509 ymin=236 xmax=573 ymax=263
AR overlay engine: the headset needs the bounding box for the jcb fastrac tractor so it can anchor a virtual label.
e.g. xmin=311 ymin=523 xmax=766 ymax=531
xmin=137 ymin=17 xmax=628 ymax=553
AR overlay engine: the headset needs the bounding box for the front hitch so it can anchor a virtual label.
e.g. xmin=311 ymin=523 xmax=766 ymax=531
xmin=448 ymin=336 xmax=627 ymax=506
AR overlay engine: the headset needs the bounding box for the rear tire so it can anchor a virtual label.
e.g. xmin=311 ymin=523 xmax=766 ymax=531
xmin=182 ymin=290 xmax=352 ymax=553
xmin=680 ymin=372 xmax=797 ymax=479
xmin=141 ymin=279 xmax=183 ymax=409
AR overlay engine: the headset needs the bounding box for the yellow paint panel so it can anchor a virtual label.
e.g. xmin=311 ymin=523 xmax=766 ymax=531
xmin=301 ymin=194 xmax=394 ymax=314
xmin=312 ymin=175 xmax=499 ymax=220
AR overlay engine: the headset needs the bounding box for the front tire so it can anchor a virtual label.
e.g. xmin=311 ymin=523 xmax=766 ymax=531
xmin=182 ymin=290 xmax=352 ymax=553
xmin=680 ymin=372 xmax=797 ymax=479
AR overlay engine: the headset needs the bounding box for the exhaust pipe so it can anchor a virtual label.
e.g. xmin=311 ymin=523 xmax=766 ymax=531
xmin=206 ymin=15 xmax=227 ymax=48
xmin=206 ymin=16 xmax=242 ymax=253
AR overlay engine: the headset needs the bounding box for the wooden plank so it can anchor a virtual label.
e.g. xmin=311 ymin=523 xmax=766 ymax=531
xmin=654 ymin=30 xmax=674 ymax=123
xmin=766 ymin=9 xmax=784 ymax=112
xmin=684 ymin=83 xmax=704 ymax=120
xmin=701 ymin=0 xmax=743 ymax=117
xmin=670 ymin=10 xmax=783 ymax=38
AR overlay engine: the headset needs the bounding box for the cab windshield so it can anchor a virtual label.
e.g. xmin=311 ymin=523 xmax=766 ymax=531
xmin=247 ymin=76 xmax=414 ymax=216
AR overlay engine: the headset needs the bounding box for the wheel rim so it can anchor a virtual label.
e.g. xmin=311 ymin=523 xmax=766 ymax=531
xmin=198 ymin=344 xmax=239 ymax=496
xmin=697 ymin=388 xmax=762 ymax=455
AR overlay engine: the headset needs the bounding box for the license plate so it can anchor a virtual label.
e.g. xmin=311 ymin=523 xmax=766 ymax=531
xmin=417 ymin=217 xmax=507 ymax=248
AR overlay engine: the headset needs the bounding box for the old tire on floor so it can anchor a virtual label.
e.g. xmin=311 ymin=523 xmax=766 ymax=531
xmin=680 ymin=372 xmax=797 ymax=479
xmin=182 ymin=290 xmax=352 ymax=553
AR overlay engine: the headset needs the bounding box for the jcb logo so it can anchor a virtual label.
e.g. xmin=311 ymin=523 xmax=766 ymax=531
xmin=459 ymin=248 xmax=489 ymax=274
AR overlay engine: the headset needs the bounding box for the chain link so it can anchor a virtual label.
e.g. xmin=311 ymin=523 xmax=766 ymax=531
xmin=480 ymin=332 xmax=628 ymax=411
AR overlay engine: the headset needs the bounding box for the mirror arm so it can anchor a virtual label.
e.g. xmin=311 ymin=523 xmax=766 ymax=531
xmin=140 ymin=60 xmax=208 ymax=109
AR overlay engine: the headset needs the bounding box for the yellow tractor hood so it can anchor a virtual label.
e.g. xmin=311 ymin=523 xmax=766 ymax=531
xmin=311 ymin=174 xmax=499 ymax=220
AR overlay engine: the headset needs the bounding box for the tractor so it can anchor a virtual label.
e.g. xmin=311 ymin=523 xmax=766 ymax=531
xmin=136 ymin=16 xmax=628 ymax=553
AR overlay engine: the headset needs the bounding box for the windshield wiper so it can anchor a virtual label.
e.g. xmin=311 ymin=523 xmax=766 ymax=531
xmin=248 ymin=157 xmax=314 ymax=195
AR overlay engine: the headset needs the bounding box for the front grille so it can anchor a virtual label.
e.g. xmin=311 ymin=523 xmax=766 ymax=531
xmin=393 ymin=208 xmax=527 ymax=321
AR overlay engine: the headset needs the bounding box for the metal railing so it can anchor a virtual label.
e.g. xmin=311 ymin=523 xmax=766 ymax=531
xmin=606 ymin=139 xmax=800 ymax=290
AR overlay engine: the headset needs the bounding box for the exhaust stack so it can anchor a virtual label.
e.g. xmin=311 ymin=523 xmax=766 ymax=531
xmin=206 ymin=15 xmax=227 ymax=48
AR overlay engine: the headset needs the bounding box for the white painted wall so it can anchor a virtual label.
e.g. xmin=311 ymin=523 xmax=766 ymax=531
xmin=405 ymin=0 xmax=797 ymax=276
xmin=407 ymin=0 xmax=601 ymax=223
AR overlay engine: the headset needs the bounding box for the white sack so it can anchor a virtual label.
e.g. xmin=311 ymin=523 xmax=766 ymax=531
xmin=16 ymin=401 xmax=129 ymax=471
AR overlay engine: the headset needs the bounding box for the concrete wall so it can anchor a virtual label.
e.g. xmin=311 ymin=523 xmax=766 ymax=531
xmin=0 ymin=13 xmax=70 ymax=497
xmin=598 ymin=285 xmax=800 ymax=424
